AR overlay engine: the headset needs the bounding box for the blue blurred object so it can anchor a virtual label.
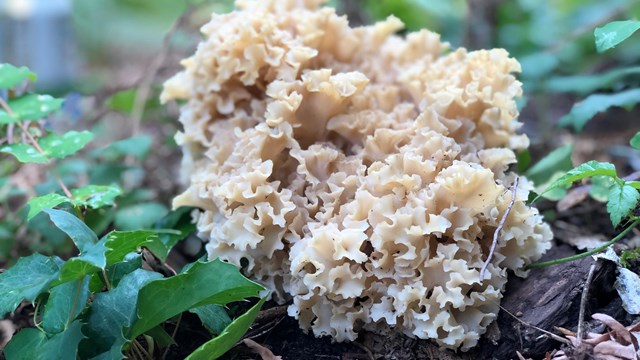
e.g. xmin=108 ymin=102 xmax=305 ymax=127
xmin=0 ymin=0 xmax=76 ymax=90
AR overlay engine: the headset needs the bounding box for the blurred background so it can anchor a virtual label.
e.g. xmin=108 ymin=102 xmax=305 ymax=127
xmin=1 ymin=0 xmax=640 ymax=264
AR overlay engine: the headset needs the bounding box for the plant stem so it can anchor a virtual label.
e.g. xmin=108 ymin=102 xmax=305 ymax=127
xmin=0 ymin=96 xmax=73 ymax=199
xmin=101 ymin=269 xmax=112 ymax=290
xmin=161 ymin=313 xmax=183 ymax=360
xmin=527 ymin=219 xmax=640 ymax=269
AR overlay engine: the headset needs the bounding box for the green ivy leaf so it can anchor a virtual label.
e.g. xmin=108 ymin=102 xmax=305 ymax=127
xmin=0 ymin=63 xmax=36 ymax=90
xmin=71 ymin=185 xmax=122 ymax=209
xmin=631 ymin=132 xmax=640 ymax=150
xmin=536 ymin=161 xmax=617 ymax=200
xmin=105 ymin=253 xmax=143 ymax=288
xmin=545 ymin=66 xmax=640 ymax=95
xmin=0 ymin=143 xmax=48 ymax=163
xmin=44 ymin=209 xmax=98 ymax=250
xmin=525 ymin=144 xmax=573 ymax=185
xmin=42 ymin=277 xmax=91 ymax=334
xmin=607 ymin=183 xmax=640 ymax=227
xmin=559 ymin=89 xmax=640 ymax=132
xmin=155 ymin=206 xmax=196 ymax=252
xmin=26 ymin=193 xmax=69 ymax=220
xmin=89 ymin=253 xmax=142 ymax=293
xmin=81 ymin=269 xmax=162 ymax=359
xmin=0 ymin=254 xmax=64 ymax=317
xmin=595 ymin=20 xmax=640 ymax=53
xmin=103 ymin=230 xmax=159 ymax=265
xmin=190 ymin=304 xmax=232 ymax=336
xmin=39 ymin=131 xmax=94 ymax=159
xmin=186 ymin=298 xmax=266 ymax=360
xmin=44 ymin=209 xmax=107 ymax=284
xmin=129 ymin=259 xmax=265 ymax=338
xmin=26 ymin=186 xmax=122 ymax=221
xmin=3 ymin=328 xmax=46 ymax=360
xmin=0 ymin=93 xmax=65 ymax=125
xmin=7 ymin=321 xmax=85 ymax=360
xmin=115 ymin=202 xmax=168 ymax=230
xmin=0 ymin=131 xmax=94 ymax=163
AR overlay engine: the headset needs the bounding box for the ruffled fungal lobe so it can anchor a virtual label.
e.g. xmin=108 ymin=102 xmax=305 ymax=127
xmin=163 ymin=0 xmax=552 ymax=351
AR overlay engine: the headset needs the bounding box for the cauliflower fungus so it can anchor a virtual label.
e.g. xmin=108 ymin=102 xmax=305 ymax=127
xmin=162 ymin=0 xmax=552 ymax=351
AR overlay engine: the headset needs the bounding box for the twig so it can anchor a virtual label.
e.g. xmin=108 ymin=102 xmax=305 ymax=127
xmin=129 ymin=6 xmax=194 ymax=137
xmin=481 ymin=177 xmax=519 ymax=280
xmin=498 ymin=304 xmax=572 ymax=346
xmin=102 ymin=269 xmax=112 ymax=290
xmin=527 ymin=218 xmax=640 ymax=269
xmin=577 ymin=263 xmax=597 ymax=346
xmin=242 ymin=316 xmax=286 ymax=341
xmin=161 ymin=313 xmax=183 ymax=360
xmin=0 ymin=96 xmax=73 ymax=199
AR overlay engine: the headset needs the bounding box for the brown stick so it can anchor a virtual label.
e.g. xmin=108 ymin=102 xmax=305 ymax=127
xmin=576 ymin=263 xmax=597 ymax=346
xmin=480 ymin=177 xmax=519 ymax=280
xmin=498 ymin=304 xmax=572 ymax=346
xmin=129 ymin=6 xmax=194 ymax=137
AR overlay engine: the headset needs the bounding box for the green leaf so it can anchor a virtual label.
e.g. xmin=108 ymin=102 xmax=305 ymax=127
xmin=607 ymin=183 xmax=640 ymax=227
xmin=42 ymin=277 xmax=91 ymax=334
xmin=3 ymin=328 xmax=46 ymax=360
xmin=27 ymin=193 xmax=69 ymax=220
xmin=44 ymin=209 xmax=108 ymax=284
xmin=40 ymin=320 xmax=85 ymax=360
xmin=525 ymin=144 xmax=573 ymax=185
xmin=545 ymin=66 xmax=640 ymax=95
xmin=71 ymin=185 xmax=122 ymax=209
xmin=190 ymin=304 xmax=232 ymax=336
xmin=595 ymin=20 xmax=640 ymax=53
xmin=44 ymin=209 xmax=98 ymax=250
xmin=0 ymin=93 xmax=65 ymax=125
xmin=55 ymin=250 xmax=107 ymax=285
xmin=589 ymin=175 xmax=616 ymax=202
xmin=186 ymin=298 xmax=266 ymax=360
xmin=115 ymin=202 xmax=168 ymax=230
xmin=39 ymin=131 xmax=94 ymax=159
xmin=631 ymin=132 xmax=640 ymax=150
xmin=82 ymin=269 xmax=163 ymax=358
xmin=0 ymin=254 xmax=64 ymax=317
xmin=90 ymin=253 xmax=142 ymax=292
xmin=536 ymin=161 xmax=617 ymax=200
xmin=103 ymin=230 xmax=159 ymax=265
xmin=129 ymin=259 xmax=264 ymax=338
xmin=85 ymin=337 xmax=127 ymax=360
xmin=0 ymin=143 xmax=48 ymax=163
xmin=0 ymin=63 xmax=36 ymax=89
xmin=155 ymin=206 xmax=196 ymax=251
xmin=0 ymin=131 xmax=94 ymax=163
xmin=559 ymin=89 xmax=640 ymax=132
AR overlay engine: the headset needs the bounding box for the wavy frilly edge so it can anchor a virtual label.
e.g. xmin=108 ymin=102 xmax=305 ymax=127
xmin=163 ymin=0 xmax=552 ymax=351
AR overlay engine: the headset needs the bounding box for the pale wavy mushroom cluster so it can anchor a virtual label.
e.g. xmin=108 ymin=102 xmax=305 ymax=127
xmin=161 ymin=0 xmax=553 ymax=350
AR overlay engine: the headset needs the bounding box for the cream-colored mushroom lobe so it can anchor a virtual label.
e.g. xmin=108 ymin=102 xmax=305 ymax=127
xmin=162 ymin=0 xmax=552 ymax=351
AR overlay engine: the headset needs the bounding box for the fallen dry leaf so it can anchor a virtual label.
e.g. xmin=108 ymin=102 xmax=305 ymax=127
xmin=592 ymin=313 xmax=638 ymax=348
xmin=593 ymin=341 xmax=638 ymax=359
xmin=557 ymin=187 xmax=589 ymax=212
xmin=0 ymin=320 xmax=16 ymax=349
xmin=243 ymin=338 xmax=282 ymax=360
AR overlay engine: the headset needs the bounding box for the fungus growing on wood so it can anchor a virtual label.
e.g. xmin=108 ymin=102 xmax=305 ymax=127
xmin=162 ymin=0 xmax=552 ymax=350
